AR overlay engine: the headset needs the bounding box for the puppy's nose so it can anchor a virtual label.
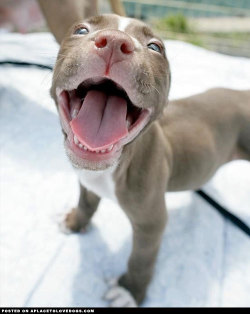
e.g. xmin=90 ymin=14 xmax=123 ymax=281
xmin=94 ymin=30 xmax=134 ymax=63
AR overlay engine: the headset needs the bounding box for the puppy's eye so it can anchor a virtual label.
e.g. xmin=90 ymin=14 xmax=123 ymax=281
xmin=74 ymin=27 xmax=89 ymax=35
xmin=147 ymin=43 xmax=161 ymax=53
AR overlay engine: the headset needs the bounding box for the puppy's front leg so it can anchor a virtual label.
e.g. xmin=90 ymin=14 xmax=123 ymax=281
xmin=106 ymin=196 xmax=167 ymax=306
xmin=63 ymin=184 xmax=100 ymax=233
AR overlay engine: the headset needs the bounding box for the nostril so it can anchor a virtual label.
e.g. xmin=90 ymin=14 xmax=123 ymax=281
xmin=120 ymin=43 xmax=133 ymax=54
xmin=95 ymin=37 xmax=107 ymax=48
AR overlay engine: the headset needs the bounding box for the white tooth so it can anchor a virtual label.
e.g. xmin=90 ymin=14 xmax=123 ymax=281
xmin=96 ymin=150 xmax=100 ymax=153
xmin=101 ymin=149 xmax=106 ymax=153
xmin=72 ymin=108 xmax=78 ymax=119
xmin=83 ymin=146 xmax=88 ymax=151
xmin=74 ymin=135 xmax=79 ymax=144
xmin=108 ymin=145 xmax=113 ymax=151
xmin=79 ymin=143 xmax=83 ymax=148
xmin=126 ymin=120 xmax=131 ymax=128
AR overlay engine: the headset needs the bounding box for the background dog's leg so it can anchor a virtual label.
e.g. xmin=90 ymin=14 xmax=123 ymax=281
xmin=84 ymin=0 xmax=98 ymax=19
xmin=109 ymin=0 xmax=126 ymax=16
xmin=62 ymin=184 xmax=100 ymax=233
xmin=38 ymin=0 xmax=98 ymax=43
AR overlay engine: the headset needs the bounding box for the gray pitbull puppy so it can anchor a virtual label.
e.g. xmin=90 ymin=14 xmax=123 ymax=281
xmin=48 ymin=13 xmax=250 ymax=307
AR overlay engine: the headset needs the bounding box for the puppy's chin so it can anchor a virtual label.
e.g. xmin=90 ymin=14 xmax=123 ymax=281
xmin=64 ymin=137 xmax=123 ymax=171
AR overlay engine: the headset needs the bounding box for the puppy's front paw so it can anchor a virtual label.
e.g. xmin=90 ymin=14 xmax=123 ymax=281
xmin=104 ymin=279 xmax=137 ymax=308
xmin=59 ymin=208 xmax=89 ymax=234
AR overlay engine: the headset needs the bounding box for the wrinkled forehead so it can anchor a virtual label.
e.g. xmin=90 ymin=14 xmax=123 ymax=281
xmin=84 ymin=14 xmax=162 ymax=42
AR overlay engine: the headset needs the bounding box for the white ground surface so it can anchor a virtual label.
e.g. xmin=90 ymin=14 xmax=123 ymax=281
xmin=0 ymin=33 xmax=250 ymax=307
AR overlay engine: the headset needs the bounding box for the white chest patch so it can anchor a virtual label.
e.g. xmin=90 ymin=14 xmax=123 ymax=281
xmin=75 ymin=166 xmax=117 ymax=202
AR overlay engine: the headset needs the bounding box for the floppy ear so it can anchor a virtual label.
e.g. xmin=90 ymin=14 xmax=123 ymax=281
xmin=38 ymin=0 xmax=97 ymax=44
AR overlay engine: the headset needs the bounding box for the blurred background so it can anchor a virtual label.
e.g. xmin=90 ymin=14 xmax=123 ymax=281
xmin=0 ymin=0 xmax=250 ymax=58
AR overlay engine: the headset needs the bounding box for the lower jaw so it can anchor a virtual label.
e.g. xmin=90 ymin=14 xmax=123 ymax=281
xmin=61 ymin=108 xmax=152 ymax=170
xmin=64 ymin=136 xmax=123 ymax=170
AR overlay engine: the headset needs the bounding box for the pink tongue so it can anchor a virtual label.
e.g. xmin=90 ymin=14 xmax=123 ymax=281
xmin=70 ymin=90 xmax=128 ymax=150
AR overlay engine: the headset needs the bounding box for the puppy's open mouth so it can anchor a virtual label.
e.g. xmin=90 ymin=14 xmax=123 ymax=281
xmin=57 ymin=77 xmax=152 ymax=162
